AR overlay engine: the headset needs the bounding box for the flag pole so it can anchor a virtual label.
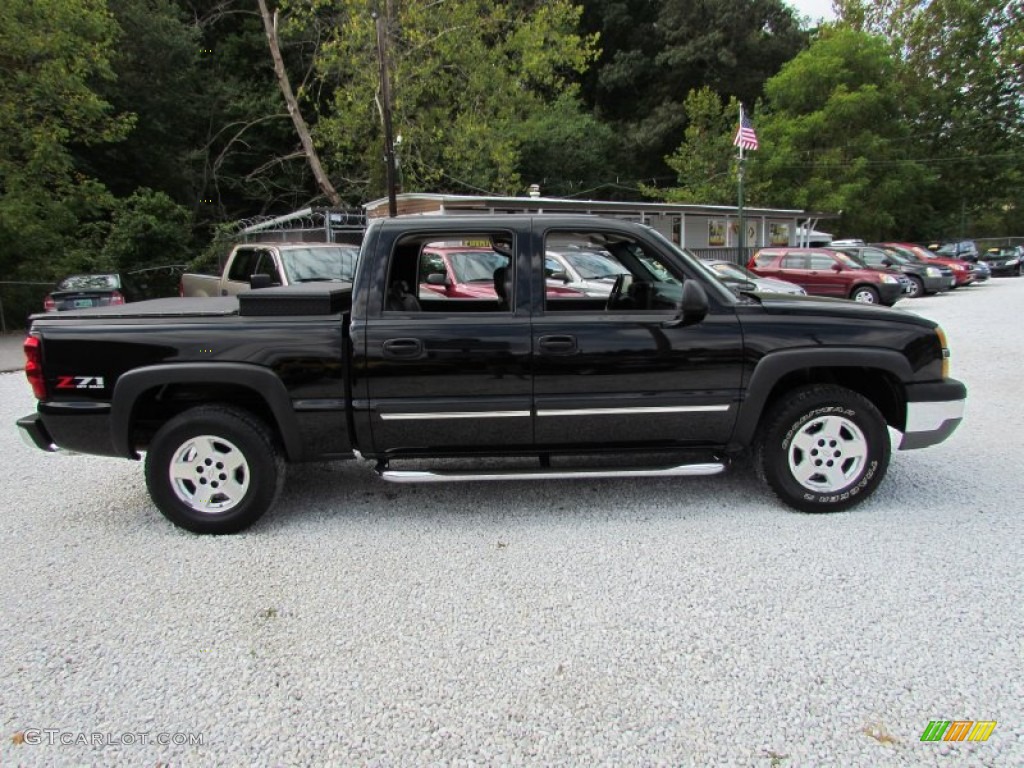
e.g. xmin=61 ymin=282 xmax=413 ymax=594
xmin=737 ymin=104 xmax=746 ymax=264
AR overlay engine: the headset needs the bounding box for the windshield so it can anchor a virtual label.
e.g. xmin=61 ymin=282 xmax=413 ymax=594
xmin=282 ymin=246 xmax=359 ymax=282
xmin=561 ymin=250 xmax=628 ymax=280
xmin=447 ymin=250 xmax=508 ymax=283
xmin=881 ymin=245 xmax=918 ymax=263
xmin=835 ymin=252 xmax=865 ymax=269
xmin=710 ymin=262 xmax=754 ymax=281
xmin=641 ymin=228 xmax=738 ymax=304
xmin=57 ymin=274 xmax=119 ymax=291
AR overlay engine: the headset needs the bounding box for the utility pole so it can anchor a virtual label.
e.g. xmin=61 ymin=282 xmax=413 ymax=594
xmin=374 ymin=8 xmax=398 ymax=217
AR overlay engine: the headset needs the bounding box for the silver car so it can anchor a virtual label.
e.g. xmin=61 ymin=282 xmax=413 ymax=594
xmin=702 ymin=259 xmax=806 ymax=295
xmin=544 ymin=249 xmax=629 ymax=297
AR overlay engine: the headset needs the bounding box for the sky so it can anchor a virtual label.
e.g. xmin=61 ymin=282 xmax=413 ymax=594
xmin=787 ymin=0 xmax=838 ymax=22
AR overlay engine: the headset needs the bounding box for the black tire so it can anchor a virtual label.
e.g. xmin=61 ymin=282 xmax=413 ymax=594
xmin=754 ymin=385 xmax=890 ymax=513
xmin=907 ymin=275 xmax=925 ymax=298
xmin=849 ymin=285 xmax=879 ymax=304
xmin=144 ymin=405 xmax=285 ymax=534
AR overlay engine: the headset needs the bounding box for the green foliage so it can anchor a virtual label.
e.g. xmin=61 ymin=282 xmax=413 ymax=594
xmin=513 ymin=94 xmax=619 ymax=197
xmin=656 ymin=89 xmax=745 ymax=205
xmin=102 ymin=189 xmax=194 ymax=271
xmin=288 ymin=0 xmax=599 ymax=199
xmin=834 ymin=0 xmax=1024 ymax=237
xmin=579 ymin=0 xmax=808 ymax=183
xmin=0 ymin=0 xmax=130 ymax=284
xmin=751 ymin=28 xmax=932 ymax=239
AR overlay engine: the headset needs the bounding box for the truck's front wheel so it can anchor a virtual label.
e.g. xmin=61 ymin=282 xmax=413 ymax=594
xmin=754 ymin=385 xmax=890 ymax=513
xmin=145 ymin=406 xmax=284 ymax=534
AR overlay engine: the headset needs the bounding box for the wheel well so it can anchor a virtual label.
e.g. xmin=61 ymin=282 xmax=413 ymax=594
xmin=849 ymin=284 xmax=878 ymax=297
xmin=129 ymin=383 xmax=284 ymax=455
xmin=761 ymin=367 xmax=906 ymax=431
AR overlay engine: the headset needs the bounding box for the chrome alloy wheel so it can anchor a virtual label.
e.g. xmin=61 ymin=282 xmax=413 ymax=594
xmin=168 ymin=435 xmax=250 ymax=513
xmin=787 ymin=415 xmax=868 ymax=493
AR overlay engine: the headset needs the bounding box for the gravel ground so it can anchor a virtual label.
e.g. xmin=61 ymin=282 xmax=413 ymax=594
xmin=1 ymin=280 xmax=1022 ymax=767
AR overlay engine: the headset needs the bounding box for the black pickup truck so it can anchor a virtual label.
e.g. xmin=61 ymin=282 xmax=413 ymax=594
xmin=17 ymin=215 xmax=966 ymax=533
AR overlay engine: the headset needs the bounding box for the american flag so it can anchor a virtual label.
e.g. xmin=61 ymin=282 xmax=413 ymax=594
xmin=733 ymin=107 xmax=759 ymax=151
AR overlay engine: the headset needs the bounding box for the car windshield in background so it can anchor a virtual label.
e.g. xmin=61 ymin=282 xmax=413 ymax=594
xmin=562 ymin=251 xmax=628 ymax=279
xmin=710 ymin=262 xmax=753 ymax=281
xmin=448 ymin=250 xmax=507 ymax=283
xmin=284 ymin=246 xmax=359 ymax=282
xmin=57 ymin=274 xmax=119 ymax=291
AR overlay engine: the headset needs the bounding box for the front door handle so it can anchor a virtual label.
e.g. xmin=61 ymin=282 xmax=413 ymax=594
xmin=382 ymin=338 xmax=423 ymax=358
xmin=538 ymin=335 xmax=577 ymax=355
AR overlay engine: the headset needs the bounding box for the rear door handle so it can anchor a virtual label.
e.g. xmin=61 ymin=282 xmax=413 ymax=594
xmin=538 ymin=335 xmax=577 ymax=355
xmin=382 ymin=338 xmax=423 ymax=358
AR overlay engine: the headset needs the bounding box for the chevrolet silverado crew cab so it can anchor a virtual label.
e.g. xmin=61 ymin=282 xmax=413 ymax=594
xmin=17 ymin=215 xmax=966 ymax=534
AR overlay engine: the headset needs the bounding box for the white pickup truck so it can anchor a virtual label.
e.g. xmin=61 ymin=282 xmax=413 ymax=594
xmin=180 ymin=242 xmax=360 ymax=297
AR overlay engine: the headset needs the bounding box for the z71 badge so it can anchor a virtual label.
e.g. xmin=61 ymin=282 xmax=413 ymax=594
xmin=55 ymin=376 xmax=106 ymax=390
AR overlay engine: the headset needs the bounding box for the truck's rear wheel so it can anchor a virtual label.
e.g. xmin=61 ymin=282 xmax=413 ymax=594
xmin=145 ymin=406 xmax=284 ymax=534
xmin=754 ymin=385 xmax=890 ymax=513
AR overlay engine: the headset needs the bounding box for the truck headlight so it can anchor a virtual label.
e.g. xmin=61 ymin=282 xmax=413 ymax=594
xmin=925 ymin=267 xmax=941 ymax=278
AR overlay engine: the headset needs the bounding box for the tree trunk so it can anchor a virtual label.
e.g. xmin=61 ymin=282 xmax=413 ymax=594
xmin=256 ymin=0 xmax=342 ymax=207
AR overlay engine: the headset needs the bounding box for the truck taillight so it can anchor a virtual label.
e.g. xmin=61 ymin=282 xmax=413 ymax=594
xmin=24 ymin=335 xmax=46 ymax=399
xmin=43 ymin=295 xmax=56 ymax=312
xmin=110 ymin=291 xmax=125 ymax=305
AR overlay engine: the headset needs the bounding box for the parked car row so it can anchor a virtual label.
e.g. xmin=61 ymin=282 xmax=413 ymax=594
xmin=739 ymin=240 xmax=999 ymax=305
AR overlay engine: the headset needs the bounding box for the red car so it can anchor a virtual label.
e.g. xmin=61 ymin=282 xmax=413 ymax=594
xmin=875 ymin=242 xmax=974 ymax=288
xmin=419 ymin=245 xmax=581 ymax=300
xmin=748 ymin=247 xmax=904 ymax=305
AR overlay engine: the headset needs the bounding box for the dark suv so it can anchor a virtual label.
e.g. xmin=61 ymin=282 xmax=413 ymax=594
xmin=748 ymin=247 xmax=904 ymax=305
xmin=932 ymin=240 xmax=979 ymax=262
xmin=832 ymin=245 xmax=950 ymax=298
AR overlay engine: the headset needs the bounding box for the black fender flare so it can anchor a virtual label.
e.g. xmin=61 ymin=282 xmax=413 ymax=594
xmin=729 ymin=348 xmax=912 ymax=449
xmin=111 ymin=363 xmax=303 ymax=461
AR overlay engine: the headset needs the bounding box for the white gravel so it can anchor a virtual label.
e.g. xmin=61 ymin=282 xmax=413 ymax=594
xmin=1 ymin=279 xmax=1022 ymax=767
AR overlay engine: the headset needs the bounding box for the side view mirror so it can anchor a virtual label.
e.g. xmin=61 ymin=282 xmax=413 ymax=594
xmin=549 ymin=270 xmax=569 ymax=283
xmin=250 ymin=273 xmax=273 ymax=290
xmin=881 ymin=259 xmax=893 ymax=267
xmin=664 ymin=280 xmax=709 ymax=328
xmin=425 ymin=272 xmax=450 ymax=287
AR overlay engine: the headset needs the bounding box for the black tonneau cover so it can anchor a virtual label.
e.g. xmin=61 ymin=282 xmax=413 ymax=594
xmin=30 ymin=283 xmax=353 ymax=321
xmin=30 ymin=296 xmax=239 ymax=320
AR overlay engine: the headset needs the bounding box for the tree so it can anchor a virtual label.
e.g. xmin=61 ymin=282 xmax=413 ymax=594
xmin=655 ymin=88 xmax=746 ymax=205
xmin=751 ymin=28 xmax=933 ymax=240
xmin=835 ymin=0 xmax=1024 ymax=236
xmin=0 ymin=0 xmax=133 ymax=282
xmin=579 ymin=0 xmax=808 ymax=185
xmin=281 ymin=0 xmax=599 ymax=200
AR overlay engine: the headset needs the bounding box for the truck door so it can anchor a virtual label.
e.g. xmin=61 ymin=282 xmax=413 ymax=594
xmin=356 ymin=226 xmax=534 ymax=454
xmin=532 ymin=225 xmax=744 ymax=448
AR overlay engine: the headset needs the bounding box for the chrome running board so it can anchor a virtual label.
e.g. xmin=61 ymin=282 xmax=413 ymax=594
xmin=377 ymin=462 xmax=726 ymax=483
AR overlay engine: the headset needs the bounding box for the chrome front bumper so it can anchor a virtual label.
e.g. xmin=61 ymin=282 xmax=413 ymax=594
xmin=899 ymin=397 xmax=966 ymax=450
